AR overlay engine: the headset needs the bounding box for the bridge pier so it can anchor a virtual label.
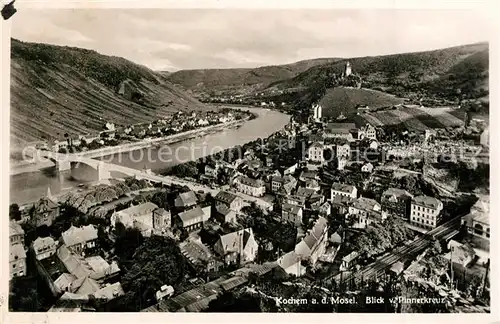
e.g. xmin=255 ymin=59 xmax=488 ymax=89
xmin=97 ymin=161 xmax=111 ymax=181
xmin=55 ymin=160 xmax=71 ymax=172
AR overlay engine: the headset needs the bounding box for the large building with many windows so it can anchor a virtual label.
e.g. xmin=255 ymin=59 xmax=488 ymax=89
xmin=410 ymin=196 xmax=443 ymax=230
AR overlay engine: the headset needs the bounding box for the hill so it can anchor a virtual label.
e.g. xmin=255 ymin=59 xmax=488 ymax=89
xmin=165 ymin=58 xmax=342 ymax=96
xmin=318 ymin=87 xmax=404 ymax=118
xmin=10 ymin=39 xmax=211 ymax=147
xmin=270 ymin=42 xmax=489 ymax=104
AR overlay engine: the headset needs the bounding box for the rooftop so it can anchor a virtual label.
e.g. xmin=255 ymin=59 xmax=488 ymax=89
xmin=412 ymin=195 xmax=443 ymax=210
xmin=10 ymin=221 xmax=25 ymax=237
xmin=215 ymin=191 xmax=239 ymax=204
xmin=239 ymin=176 xmax=265 ymax=188
xmin=180 ymin=239 xmax=215 ymax=266
xmin=61 ymin=225 xmax=98 ymax=248
xmin=217 ymin=228 xmax=255 ymax=255
xmin=175 ymin=191 xmax=198 ymax=208
xmin=282 ymin=203 xmax=302 ymax=215
xmin=113 ymin=202 xmax=158 ymax=218
xmin=178 ymin=206 xmax=210 ymax=227
xmin=332 ymin=182 xmax=356 ymax=193
xmin=10 ymin=243 xmax=26 ymax=262
xmin=342 ymin=251 xmax=359 ymax=263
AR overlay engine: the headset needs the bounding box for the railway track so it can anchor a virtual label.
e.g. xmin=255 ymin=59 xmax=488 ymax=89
xmin=330 ymin=216 xmax=461 ymax=285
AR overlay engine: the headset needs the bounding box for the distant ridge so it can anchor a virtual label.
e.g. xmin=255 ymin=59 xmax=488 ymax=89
xmin=10 ymin=38 xmax=211 ymax=146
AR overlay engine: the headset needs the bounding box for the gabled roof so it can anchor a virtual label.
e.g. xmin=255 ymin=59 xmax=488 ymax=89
xmin=54 ymin=273 xmax=77 ymax=290
xmin=325 ymin=122 xmax=356 ymax=133
xmin=114 ymin=202 xmax=158 ymax=219
xmin=57 ymin=245 xmax=93 ymax=279
xmin=342 ymin=251 xmax=359 ymax=263
xmin=412 ymin=195 xmax=442 ymax=210
xmin=10 ymin=243 xmax=26 ymax=262
xmin=239 ymin=176 xmax=265 ymax=188
xmin=10 ymin=221 xmax=24 ymax=237
xmin=277 ymin=251 xmax=300 ymax=269
xmin=75 ymin=276 xmax=100 ymax=295
xmin=331 ymin=182 xmax=356 ymax=194
xmin=382 ymin=188 xmax=413 ymax=200
xmin=178 ymin=207 xmax=209 ymax=227
xmin=175 ymin=191 xmax=198 ymax=208
xmin=352 ymin=197 xmax=380 ymax=212
xmin=216 ymin=228 xmax=255 ymax=256
xmin=33 ymin=197 xmax=58 ymax=212
xmin=215 ymin=191 xmax=239 ymax=204
xmin=282 ymin=203 xmax=302 ymax=215
xmin=94 ymin=282 xmax=125 ymax=301
xmin=33 ymin=236 xmax=56 ymax=251
xmin=61 ymin=225 xmax=98 ymax=247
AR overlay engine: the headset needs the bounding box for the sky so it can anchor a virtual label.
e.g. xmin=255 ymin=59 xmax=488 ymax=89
xmin=11 ymin=8 xmax=491 ymax=71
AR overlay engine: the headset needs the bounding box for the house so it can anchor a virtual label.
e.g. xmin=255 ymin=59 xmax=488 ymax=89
xmin=180 ymin=239 xmax=221 ymax=272
xmin=336 ymin=142 xmax=351 ymax=159
xmin=307 ymin=142 xmax=325 ymax=164
xmin=214 ymin=228 xmax=258 ymax=265
xmin=31 ymin=197 xmax=60 ymax=227
xmin=205 ymin=163 xmax=220 ymax=178
xmin=443 ymin=241 xmax=476 ymax=267
xmin=381 ymin=188 xmax=413 ymax=218
xmin=110 ymin=202 xmax=169 ymax=237
xmin=340 ymin=251 xmax=359 ymax=271
xmin=284 ymin=163 xmax=298 ymax=176
xmin=152 ymin=208 xmax=172 ymax=234
xmin=359 ymin=124 xmax=377 ymax=140
xmin=410 ymin=196 xmax=443 ymax=230
xmin=277 ymin=251 xmax=305 ymax=277
xmin=286 ymin=195 xmax=307 ymax=208
xmin=235 ymin=176 xmax=266 ymax=197
xmin=156 ymin=285 xmax=175 ymax=302
xmin=304 ymin=178 xmax=321 ymax=191
xmin=337 ymin=157 xmax=348 ymax=170
xmin=174 ymin=191 xmax=198 ymax=209
xmin=480 ymin=127 xmax=489 ymax=147
xmin=318 ymin=201 xmax=332 ymax=216
xmin=215 ymin=205 xmax=237 ymax=223
xmin=349 ymin=197 xmax=386 ymax=227
xmin=461 ymin=195 xmax=489 ymax=241
xmin=178 ymin=206 xmax=211 ymax=232
xmin=324 ymin=123 xmax=356 ymax=141
xmin=282 ymin=203 xmax=303 ymax=226
xmin=331 ymin=182 xmax=357 ymax=200
xmin=61 ymin=225 xmax=98 ymax=255
xmin=31 ymin=236 xmax=58 ymax=261
xmin=10 ymin=221 xmax=24 ymax=246
xmin=215 ymin=191 xmax=244 ymax=211
xmin=10 ymin=243 xmax=27 ymax=278
xmin=361 ymin=162 xmax=374 ymax=173
xmin=294 ymin=217 xmax=328 ymax=265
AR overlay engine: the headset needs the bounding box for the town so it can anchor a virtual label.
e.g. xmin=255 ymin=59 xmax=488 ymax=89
xmin=7 ymin=8 xmax=491 ymax=315
xmin=9 ymin=63 xmax=490 ymax=311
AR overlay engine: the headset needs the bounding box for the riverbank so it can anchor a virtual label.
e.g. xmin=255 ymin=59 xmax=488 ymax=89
xmin=10 ymin=116 xmax=251 ymax=176
xmin=10 ymin=107 xmax=289 ymax=205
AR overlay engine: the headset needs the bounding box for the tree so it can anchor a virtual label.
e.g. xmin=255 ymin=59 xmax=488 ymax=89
xmin=9 ymin=203 xmax=22 ymax=221
xmin=205 ymin=291 xmax=262 ymax=312
xmin=118 ymin=236 xmax=188 ymax=311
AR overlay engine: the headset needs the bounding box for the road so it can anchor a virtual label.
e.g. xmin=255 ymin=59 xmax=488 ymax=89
xmin=333 ymin=216 xmax=462 ymax=285
xmin=37 ymin=149 xmax=273 ymax=212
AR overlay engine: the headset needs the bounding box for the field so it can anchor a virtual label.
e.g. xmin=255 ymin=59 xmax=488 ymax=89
xmin=358 ymin=106 xmax=466 ymax=131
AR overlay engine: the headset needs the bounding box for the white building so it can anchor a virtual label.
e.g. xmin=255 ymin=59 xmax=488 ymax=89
xmin=410 ymin=196 xmax=443 ymax=230
xmin=308 ymin=142 xmax=325 ymax=164
xmin=331 ymin=183 xmax=357 ymax=200
xmin=312 ymin=104 xmax=322 ymax=122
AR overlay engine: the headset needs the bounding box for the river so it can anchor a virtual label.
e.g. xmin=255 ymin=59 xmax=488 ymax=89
xmin=10 ymin=107 xmax=290 ymax=205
